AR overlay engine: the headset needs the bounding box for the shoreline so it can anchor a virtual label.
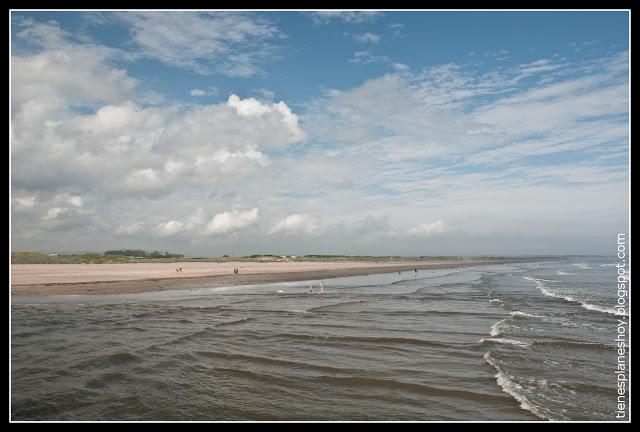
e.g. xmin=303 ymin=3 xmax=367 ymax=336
xmin=11 ymin=259 xmax=529 ymax=296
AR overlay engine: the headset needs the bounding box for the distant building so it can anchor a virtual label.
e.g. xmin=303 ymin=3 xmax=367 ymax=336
xmin=48 ymin=253 xmax=58 ymax=256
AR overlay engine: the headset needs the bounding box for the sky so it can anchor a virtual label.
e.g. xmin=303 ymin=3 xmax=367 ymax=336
xmin=10 ymin=10 xmax=630 ymax=256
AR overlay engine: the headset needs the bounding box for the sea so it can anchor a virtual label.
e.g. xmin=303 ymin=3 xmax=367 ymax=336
xmin=11 ymin=257 xmax=629 ymax=421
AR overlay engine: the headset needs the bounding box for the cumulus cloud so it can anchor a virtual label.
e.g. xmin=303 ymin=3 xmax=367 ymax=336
xmin=10 ymin=15 xmax=628 ymax=256
xmin=205 ymin=208 xmax=259 ymax=235
xmin=270 ymin=214 xmax=320 ymax=235
xmin=12 ymin=71 xmax=306 ymax=197
xmin=155 ymin=220 xmax=185 ymax=237
xmin=226 ymin=94 xmax=306 ymax=143
xmin=10 ymin=20 xmax=307 ymax=250
xmin=11 ymin=24 xmax=139 ymax=115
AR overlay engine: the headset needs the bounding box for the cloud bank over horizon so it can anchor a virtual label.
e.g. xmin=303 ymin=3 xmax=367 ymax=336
xmin=10 ymin=12 xmax=629 ymax=256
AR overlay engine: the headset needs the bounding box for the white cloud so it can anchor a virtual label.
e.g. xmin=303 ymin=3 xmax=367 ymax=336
xmin=349 ymin=51 xmax=390 ymax=65
xmin=190 ymin=88 xmax=218 ymax=97
xmin=10 ymin=17 xmax=628 ymax=256
xmin=387 ymin=23 xmax=405 ymax=38
xmin=11 ymin=23 xmax=139 ymax=116
xmin=185 ymin=207 xmax=206 ymax=229
xmin=155 ymin=220 xmax=186 ymax=237
xmin=115 ymin=221 xmax=147 ymax=236
xmin=205 ymin=208 xmax=259 ymax=234
xmin=121 ymin=168 xmax=165 ymax=197
xmin=68 ymin=196 xmax=83 ymax=207
xmin=14 ymin=196 xmax=37 ymax=208
xmin=270 ymin=214 xmax=319 ymax=235
xmin=392 ymin=63 xmax=409 ymax=72
xmin=227 ymin=94 xmax=273 ymax=116
xmin=406 ymin=220 xmax=448 ymax=237
xmin=351 ymin=32 xmax=381 ymax=44
xmin=310 ymin=11 xmax=382 ymax=24
xmin=42 ymin=207 xmax=68 ymax=220
xmin=227 ymin=94 xmax=306 ymax=143
xmin=115 ymin=12 xmax=282 ymax=76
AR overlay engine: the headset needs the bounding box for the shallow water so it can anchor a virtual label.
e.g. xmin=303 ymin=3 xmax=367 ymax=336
xmin=11 ymin=258 xmax=627 ymax=421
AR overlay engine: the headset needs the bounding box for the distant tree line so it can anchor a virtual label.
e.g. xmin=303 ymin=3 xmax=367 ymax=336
xmin=104 ymin=249 xmax=184 ymax=258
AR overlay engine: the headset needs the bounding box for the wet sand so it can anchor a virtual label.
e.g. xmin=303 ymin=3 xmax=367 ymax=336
xmin=10 ymin=259 xmax=521 ymax=296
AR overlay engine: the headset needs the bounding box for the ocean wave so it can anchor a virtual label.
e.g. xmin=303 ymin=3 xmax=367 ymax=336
xmin=510 ymin=311 xmax=546 ymax=319
xmin=479 ymin=338 xmax=531 ymax=348
xmin=483 ymin=352 xmax=548 ymax=420
xmin=556 ymin=270 xmax=576 ymax=275
xmin=270 ymin=332 xmax=454 ymax=349
xmin=306 ymin=300 xmax=368 ymax=313
xmin=522 ymin=276 xmax=626 ymax=317
xmin=212 ymin=367 xmax=293 ymax=386
xmin=490 ymin=318 xmax=509 ymax=337
xmin=522 ymin=276 xmax=558 ymax=284
xmin=316 ymin=375 xmax=513 ymax=403
xmin=216 ymin=317 xmax=255 ymax=327
xmin=194 ymin=350 xmax=362 ymax=375
xmin=541 ymin=288 xmax=624 ymax=316
xmin=580 ymin=302 xmax=625 ymax=316
xmin=531 ymin=339 xmax=619 ymax=351
xmin=103 ymin=351 xmax=141 ymax=365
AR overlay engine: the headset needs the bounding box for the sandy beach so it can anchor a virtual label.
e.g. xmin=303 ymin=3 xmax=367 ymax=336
xmin=11 ymin=259 xmax=517 ymax=296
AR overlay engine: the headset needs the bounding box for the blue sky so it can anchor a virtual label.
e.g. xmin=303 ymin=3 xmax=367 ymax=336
xmin=10 ymin=11 xmax=630 ymax=255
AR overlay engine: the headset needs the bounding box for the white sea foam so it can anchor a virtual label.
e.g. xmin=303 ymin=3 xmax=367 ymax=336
xmin=490 ymin=318 xmax=509 ymax=337
xmin=480 ymin=337 xmax=531 ymax=348
xmin=580 ymin=303 xmax=623 ymax=316
xmin=523 ymin=276 xmax=558 ymax=284
xmin=510 ymin=310 xmax=545 ymax=319
xmin=556 ymin=270 xmax=576 ymax=275
xmin=483 ymin=352 xmax=548 ymax=420
xmin=522 ymin=276 xmax=626 ymax=317
xmin=489 ymin=298 xmax=503 ymax=304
